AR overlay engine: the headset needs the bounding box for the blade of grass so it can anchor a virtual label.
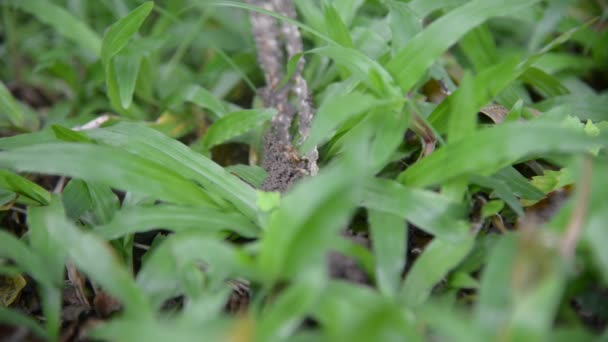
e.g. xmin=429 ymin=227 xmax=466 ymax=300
xmin=0 ymin=143 xmax=215 ymax=206
xmin=0 ymin=81 xmax=25 ymax=128
xmin=369 ymin=210 xmax=406 ymax=297
xmin=0 ymin=170 xmax=50 ymax=205
xmin=363 ymin=178 xmax=469 ymax=241
xmin=202 ymin=109 xmax=276 ymax=150
xmin=386 ymin=0 xmax=541 ymax=92
xmin=95 ymin=204 xmax=258 ymax=240
xmin=87 ymin=122 xmax=258 ymax=220
xmin=398 ymin=121 xmax=599 ymax=187
xmin=11 ymin=0 xmax=102 ymax=56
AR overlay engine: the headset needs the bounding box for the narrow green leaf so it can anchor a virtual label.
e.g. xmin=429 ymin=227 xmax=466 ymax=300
xmin=0 ymin=130 xmax=57 ymax=150
xmin=257 ymin=279 xmax=324 ymax=342
xmin=113 ymin=49 xmax=142 ymax=108
xmin=520 ymin=67 xmax=569 ymax=98
xmin=459 ymin=24 xmax=498 ymax=72
xmin=407 ymin=0 xmax=468 ymax=18
xmin=259 ymin=154 xmax=366 ymax=281
xmin=310 ymin=46 xmax=400 ymax=97
xmin=101 ymin=2 xmax=154 ymax=64
xmin=493 ymin=166 xmax=545 ymax=200
xmin=0 ymin=307 xmax=47 ymax=339
xmin=323 ymin=3 xmax=353 ymax=48
xmin=447 ymin=72 xmax=477 ymax=143
xmin=225 ymin=164 xmax=268 ymax=188
xmin=398 ymin=122 xmax=599 ymax=187
xmin=12 ymin=0 xmax=102 ymax=55
xmin=584 ymin=159 xmax=608 ymax=283
xmin=87 ymin=122 xmax=258 ymax=220
xmin=169 ymin=84 xmax=228 ymax=119
xmin=362 ymin=178 xmax=469 ymax=242
xmin=51 ymin=125 xmax=93 ymax=143
xmin=428 ymin=56 xmax=522 ymax=133
xmin=95 ymin=204 xmax=258 ymax=240
xmin=386 ymin=0 xmax=422 ymax=56
xmin=277 ymin=53 xmax=304 ymax=90
xmin=386 ymin=0 xmax=541 ymax=92
xmin=0 ymin=143 xmax=214 ymax=206
xmin=203 ymin=109 xmax=276 ymax=150
xmin=0 ymin=170 xmax=50 ymax=205
xmin=41 ymin=197 xmax=151 ymax=315
xmin=369 ymin=210 xmax=406 ymax=297
xmin=534 ymin=93 xmax=608 ymax=122
xmin=401 ymin=237 xmax=475 ymax=307
xmin=302 ymin=91 xmax=390 ymax=152
xmin=0 ymin=230 xmax=50 ymax=285
xmin=0 ymin=80 xmax=25 ymax=128
xmin=136 ymin=231 xmax=245 ymax=307
xmin=470 ymin=175 xmax=524 ymax=216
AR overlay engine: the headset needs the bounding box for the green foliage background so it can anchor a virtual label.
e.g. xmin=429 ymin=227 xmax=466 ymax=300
xmin=0 ymin=0 xmax=607 ymax=341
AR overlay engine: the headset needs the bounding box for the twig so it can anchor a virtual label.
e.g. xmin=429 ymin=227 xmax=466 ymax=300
xmin=273 ymin=0 xmax=318 ymax=175
xmin=248 ymin=0 xmax=318 ymax=190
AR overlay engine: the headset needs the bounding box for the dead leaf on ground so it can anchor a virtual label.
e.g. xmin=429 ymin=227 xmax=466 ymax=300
xmin=0 ymin=274 xmax=27 ymax=307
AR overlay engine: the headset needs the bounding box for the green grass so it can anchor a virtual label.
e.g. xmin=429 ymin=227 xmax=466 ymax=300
xmin=0 ymin=0 xmax=607 ymax=341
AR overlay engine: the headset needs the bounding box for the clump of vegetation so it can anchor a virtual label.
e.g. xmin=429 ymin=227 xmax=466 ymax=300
xmin=0 ymin=0 xmax=607 ymax=341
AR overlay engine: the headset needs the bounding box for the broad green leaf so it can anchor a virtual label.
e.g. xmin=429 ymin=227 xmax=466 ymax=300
xmin=362 ymin=178 xmax=469 ymax=241
xmin=0 ymin=81 xmax=25 ymax=128
xmin=301 ymin=91 xmax=391 ymax=152
xmin=225 ymin=164 xmax=268 ymax=188
xmin=95 ymin=204 xmax=258 ymax=240
xmin=401 ymin=237 xmax=475 ymax=307
xmin=113 ymin=49 xmax=142 ymax=108
xmin=168 ymin=85 xmax=228 ymax=119
xmin=0 ymin=143 xmax=214 ymax=206
xmin=101 ymin=2 xmax=154 ymax=64
xmin=0 ymin=170 xmax=50 ymax=205
xmin=398 ymin=121 xmax=599 ymax=187
xmin=87 ymin=122 xmax=258 ymax=220
xmin=369 ymin=210 xmax=406 ymax=297
xmin=11 ymin=0 xmax=102 ymax=55
xmin=203 ymin=109 xmax=276 ymax=150
xmin=386 ymin=0 xmax=541 ymax=92
xmin=323 ymin=3 xmax=353 ymax=48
